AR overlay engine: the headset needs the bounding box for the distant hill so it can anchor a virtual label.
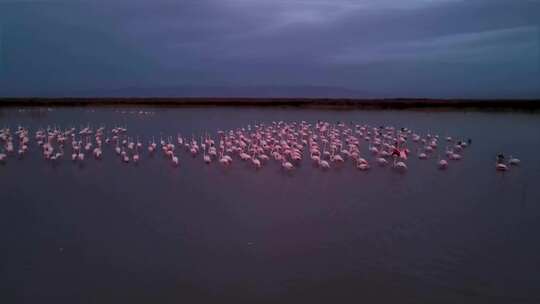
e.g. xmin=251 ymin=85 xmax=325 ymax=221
xmin=74 ymin=85 xmax=372 ymax=99
xmin=3 ymin=85 xmax=539 ymax=100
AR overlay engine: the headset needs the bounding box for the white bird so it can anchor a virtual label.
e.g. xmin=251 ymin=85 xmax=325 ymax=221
xmin=393 ymin=157 xmax=407 ymax=172
xmin=508 ymin=156 xmax=520 ymax=165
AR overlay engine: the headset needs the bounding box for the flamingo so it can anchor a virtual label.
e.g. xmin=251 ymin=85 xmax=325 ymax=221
xmin=219 ymin=157 xmax=230 ymax=166
xmin=393 ymin=156 xmax=407 ymax=172
xmin=449 ymin=153 xmax=462 ymax=160
xmin=319 ymin=159 xmax=330 ymax=169
xmin=369 ymin=143 xmax=378 ymax=155
xmin=252 ymin=157 xmax=262 ymax=169
xmin=311 ymin=154 xmax=320 ymax=165
xmin=259 ymin=154 xmax=269 ymax=162
xmin=357 ymin=159 xmax=370 ymax=171
xmin=376 ymin=157 xmax=388 ymax=166
xmin=93 ymin=147 xmax=102 ymax=159
xmin=332 ymin=153 xmax=344 ymax=163
xmin=417 ymin=148 xmax=427 ymax=160
xmin=282 ymin=160 xmax=294 ymax=171
xmin=239 ymin=151 xmax=251 ymax=161
xmin=496 ymin=163 xmax=508 ymax=171
xmin=437 ymin=155 xmax=448 ymax=170
xmin=133 ymin=145 xmax=140 ymax=163
xmin=508 ymin=156 xmax=520 ymax=165
xmin=203 ymin=145 xmax=211 ymax=164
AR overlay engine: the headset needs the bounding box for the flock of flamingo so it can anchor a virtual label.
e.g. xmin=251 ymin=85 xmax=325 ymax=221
xmin=0 ymin=121 xmax=520 ymax=172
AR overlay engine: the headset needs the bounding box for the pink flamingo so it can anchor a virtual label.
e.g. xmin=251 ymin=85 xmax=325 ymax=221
xmin=357 ymin=158 xmax=370 ymax=171
xmin=437 ymin=155 xmax=448 ymax=170
xmin=282 ymin=160 xmax=294 ymax=171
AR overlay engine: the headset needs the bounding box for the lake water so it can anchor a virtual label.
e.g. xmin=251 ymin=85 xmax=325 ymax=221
xmin=1 ymin=106 xmax=540 ymax=303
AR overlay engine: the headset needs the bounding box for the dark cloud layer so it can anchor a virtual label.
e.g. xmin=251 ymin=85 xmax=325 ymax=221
xmin=1 ymin=0 xmax=539 ymax=98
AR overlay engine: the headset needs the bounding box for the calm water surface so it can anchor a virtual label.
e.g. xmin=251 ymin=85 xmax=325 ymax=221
xmin=1 ymin=107 xmax=540 ymax=303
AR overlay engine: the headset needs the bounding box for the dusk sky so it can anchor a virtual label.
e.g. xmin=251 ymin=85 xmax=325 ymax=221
xmin=1 ymin=0 xmax=539 ymax=98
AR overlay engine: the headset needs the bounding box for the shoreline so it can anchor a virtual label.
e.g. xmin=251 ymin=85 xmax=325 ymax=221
xmin=1 ymin=97 xmax=539 ymax=111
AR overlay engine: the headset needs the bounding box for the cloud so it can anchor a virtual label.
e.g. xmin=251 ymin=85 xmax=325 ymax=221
xmin=0 ymin=0 xmax=539 ymax=97
xmin=332 ymin=26 xmax=540 ymax=64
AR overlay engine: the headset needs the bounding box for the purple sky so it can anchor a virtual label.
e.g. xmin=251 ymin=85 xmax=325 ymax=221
xmin=0 ymin=0 xmax=539 ymax=98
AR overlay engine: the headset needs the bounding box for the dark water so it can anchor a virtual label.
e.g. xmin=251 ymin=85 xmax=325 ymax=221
xmin=1 ymin=107 xmax=540 ymax=303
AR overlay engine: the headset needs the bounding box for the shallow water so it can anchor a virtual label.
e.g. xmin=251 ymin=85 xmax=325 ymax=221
xmin=1 ymin=107 xmax=540 ymax=303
